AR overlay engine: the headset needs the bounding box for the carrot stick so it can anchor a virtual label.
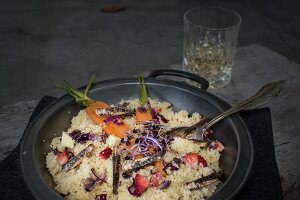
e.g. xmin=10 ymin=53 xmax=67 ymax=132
xmin=148 ymin=147 xmax=155 ymax=154
xmin=155 ymin=160 xmax=166 ymax=177
xmin=86 ymin=101 xmax=131 ymax=138
xmin=85 ymin=101 xmax=109 ymax=124
xmin=136 ymin=109 xmax=153 ymax=122
xmin=103 ymin=121 xmax=129 ymax=138
xmin=134 ymin=154 xmax=144 ymax=160
xmin=126 ymin=138 xmax=136 ymax=149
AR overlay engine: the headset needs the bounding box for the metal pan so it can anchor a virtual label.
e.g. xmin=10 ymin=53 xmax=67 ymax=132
xmin=20 ymin=69 xmax=253 ymax=200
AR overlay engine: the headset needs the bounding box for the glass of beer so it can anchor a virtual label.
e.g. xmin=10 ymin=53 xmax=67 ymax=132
xmin=183 ymin=7 xmax=241 ymax=88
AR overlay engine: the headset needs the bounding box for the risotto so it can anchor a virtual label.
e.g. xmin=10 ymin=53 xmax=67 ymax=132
xmin=46 ymin=98 xmax=224 ymax=200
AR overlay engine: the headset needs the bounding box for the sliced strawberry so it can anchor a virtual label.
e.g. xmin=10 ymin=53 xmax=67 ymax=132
xmin=57 ymin=149 xmax=69 ymax=165
xmin=183 ymin=153 xmax=207 ymax=169
xmin=183 ymin=153 xmax=199 ymax=169
xmin=135 ymin=174 xmax=149 ymax=193
xmin=215 ymin=140 xmax=225 ymax=152
xmin=128 ymin=174 xmax=149 ymax=197
xmin=150 ymin=172 xmax=164 ymax=187
xmin=99 ymin=147 xmax=112 ymax=160
xmin=197 ymin=154 xmax=208 ymax=167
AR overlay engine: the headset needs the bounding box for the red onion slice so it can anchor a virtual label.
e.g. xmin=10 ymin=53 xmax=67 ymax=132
xmin=158 ymin=180 xmax=171 ymax=190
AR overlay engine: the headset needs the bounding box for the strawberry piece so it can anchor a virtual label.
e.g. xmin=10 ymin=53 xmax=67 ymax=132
xmin=57 ymin=149 xmax=69 ymax=165
xmin=215 ymin=140 xmax=225 ymax=152
xmin=128 ymin=174 xmax=149 ymax=197
xmin=210 ymin=140 xmax=225 ymax=152
xmin=99 ymin=147 xmax=112 ymax=160
xmin=135 ymin=174 xmax=149 ymax=193
xmin=150 ymin=172 xmax=164 ymax=187
xmin=197 ymin=154 xmax=208 ymax=167
xmin=183 ymin=153 xmax=207 ymax=169
xmin=183 ymin=153 xmax=199 ymax=169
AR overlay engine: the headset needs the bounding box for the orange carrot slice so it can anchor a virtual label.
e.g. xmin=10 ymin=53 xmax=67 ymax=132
xmin=134 ymin=154 xmax=144 ymax=160
xmin=86 ymin=101 xmax=109 ymax=124
xmin=148 ymin=146 xmax=155 ymax=154
xmin=103 ymin=121 xmax=129 ymax=138
xmin=126 ymin=138 xmax=136 ymax=149
xmin=136 ymin=109 xmax=153 ymax=122
xmin=86 ymin=101 xmax=132 ymax=139
xmin=155 ymin=160 xmax=166 ymax=177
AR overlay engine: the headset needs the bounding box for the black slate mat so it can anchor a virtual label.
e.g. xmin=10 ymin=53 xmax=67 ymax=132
xmin=0 ymin=96 xmax=284 ymax=200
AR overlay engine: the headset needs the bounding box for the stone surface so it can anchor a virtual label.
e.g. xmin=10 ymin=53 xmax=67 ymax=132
xmin=0 ymin=44 xmax=299 ymax=199
xmin=172 ymin=44 xmax=300 ymax=199
xmin=0 ymin=0 xmax=299 ymax=106
xmin=211 ymin=45 xmax=300 ymax=198
xmin=0 ymin=101 xmax=37 ymax=161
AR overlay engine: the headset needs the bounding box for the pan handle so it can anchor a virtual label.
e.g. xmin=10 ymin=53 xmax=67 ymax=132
xmin=147 ymin=69 xmax=209 ymax=91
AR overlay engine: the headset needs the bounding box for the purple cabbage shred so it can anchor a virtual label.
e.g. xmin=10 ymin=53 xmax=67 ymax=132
xmin=150 ymin=108 xmax=159 ymax=120
xmin=137 ymin=106 xmax=147 ymax=113
xmin=69 ymin=130 xmax=99 ymax=144
xmin=122 ymin=172 xmax=131 ymax=179
xmin=173 ymin=157 xmax=182 ymax=164
xmin=51 ymin=148 xmax=61 ymax=156
xmin=163 ymin=162 xmax=179 ymax=174
xmin=157 ymin=113 xmax=169 ymax=123
xmin=104 ymin=115 xmax=122 ymax=124
xmin=150 ymin=107 xmax=168 ymax=123
xmin=128 ymin=184 xmax=141 ymax=197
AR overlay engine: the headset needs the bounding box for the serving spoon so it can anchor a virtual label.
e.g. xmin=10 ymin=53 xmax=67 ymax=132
xmin=166 ymin=80 xmax=286 ymax=141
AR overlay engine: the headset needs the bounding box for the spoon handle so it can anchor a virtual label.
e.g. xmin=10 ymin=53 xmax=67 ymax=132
xmin=201 ymin=80 xmax=286 ymax=133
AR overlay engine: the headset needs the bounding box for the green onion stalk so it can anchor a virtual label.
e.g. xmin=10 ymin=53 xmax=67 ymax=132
xmin=138 ymin=74 xmax=148 ymax=105
xmin=50 ymin=75 xmax=96 ymax=107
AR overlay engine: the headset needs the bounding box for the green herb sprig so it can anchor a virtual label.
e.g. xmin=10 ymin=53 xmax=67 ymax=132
xmin=138 ymin=74 xmax=148 ymax=105
xmin=50 ymin=75 xmax=96 ymax=107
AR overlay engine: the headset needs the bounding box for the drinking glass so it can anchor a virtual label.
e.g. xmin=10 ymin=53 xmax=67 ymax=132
xmin=183 ymin=7 xmax=241 ymax=88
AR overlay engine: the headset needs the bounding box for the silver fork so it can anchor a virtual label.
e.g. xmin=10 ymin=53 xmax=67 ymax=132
xmin=166 ymin=80 xmax=286 ymax=141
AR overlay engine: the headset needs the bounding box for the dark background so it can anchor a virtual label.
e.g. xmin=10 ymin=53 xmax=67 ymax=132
xmin=0 ymin=0 xmax=299 ymax=106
